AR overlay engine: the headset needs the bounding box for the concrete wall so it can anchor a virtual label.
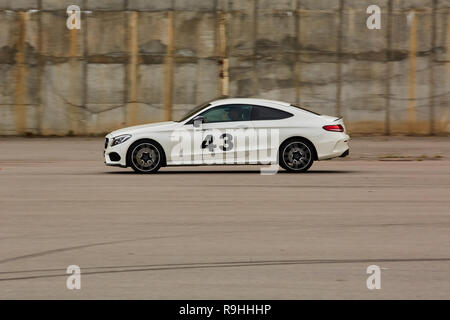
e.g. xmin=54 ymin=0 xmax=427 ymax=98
xmin=0 ymin=0 xmax=449 ymax=135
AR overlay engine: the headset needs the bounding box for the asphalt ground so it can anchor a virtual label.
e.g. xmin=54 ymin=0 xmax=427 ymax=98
xmin=0 ymin=136 xmax=449 ymax=299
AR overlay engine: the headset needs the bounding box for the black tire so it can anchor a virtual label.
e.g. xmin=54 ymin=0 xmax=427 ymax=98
xmin=127 ymin=140 xmax=164 ymax=174
xmin=279 ymin=138 xmax=314 ymax=173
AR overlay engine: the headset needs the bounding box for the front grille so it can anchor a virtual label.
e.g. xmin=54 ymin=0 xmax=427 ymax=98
xmin=104 ymin=138 xmax=109 ymax=149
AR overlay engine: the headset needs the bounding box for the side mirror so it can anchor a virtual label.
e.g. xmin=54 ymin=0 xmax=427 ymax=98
xmin=193 ymin=116 xmax=204 ymax=128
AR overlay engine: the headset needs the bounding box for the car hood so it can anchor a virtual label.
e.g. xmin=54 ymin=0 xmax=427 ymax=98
xmin=108 ymin=121 xmax=179 ymax=137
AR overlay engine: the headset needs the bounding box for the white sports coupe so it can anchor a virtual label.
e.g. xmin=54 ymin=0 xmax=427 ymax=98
xmin=104 ymin=98 xmax=350 ymax=173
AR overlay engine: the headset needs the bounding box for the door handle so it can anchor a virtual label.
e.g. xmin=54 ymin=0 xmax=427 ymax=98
xmin=237 ymin=125 xmax=249 ymax=129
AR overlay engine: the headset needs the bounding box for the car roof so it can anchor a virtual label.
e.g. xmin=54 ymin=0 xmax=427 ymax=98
xmin=211 ymin=98 xmax=291 ymax=108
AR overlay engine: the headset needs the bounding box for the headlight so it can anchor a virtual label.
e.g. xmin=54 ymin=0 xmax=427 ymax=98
xmin=111 ymin=134 xmax=131 ymax=146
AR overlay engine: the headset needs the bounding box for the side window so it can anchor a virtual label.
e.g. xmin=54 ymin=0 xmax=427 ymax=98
xmin=199 ymin=104 xmax=252 ymax=123
xmin=251 ymin=105 xmax=293 ymax=121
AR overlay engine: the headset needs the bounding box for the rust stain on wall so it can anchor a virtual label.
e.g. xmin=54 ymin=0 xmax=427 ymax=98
xmin=447 ymin=12 xmax=450 ymax=70
xmin=295 ymin=7 xmax=301 ymax=106
xmin=127 ymin=11 xmax=138 ymax=125
xmin=218 ymin=12 xmax=229 ymax=97
xmin=408 ymin=10 xmax=417 ymax=133
xmin=14 ymin=12 xmax=28 ymax=135
xmin=336 ymin=0 xmax=344 ymax=117
xmin=443 ymin=12 xmax=450 ymax=133
xmin=69 ymin=28 xmax=79 ymax=133
xmin=164 ymin=11 xmax=175 ymax=121
xmin=384 ymin=0 xmax=393 ymax=136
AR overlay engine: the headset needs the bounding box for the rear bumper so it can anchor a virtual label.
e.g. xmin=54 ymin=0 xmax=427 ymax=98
xmin=340 ymin=149 xmax=349 ymax=157
xmin=316 ymin=133 xmax=350 ymax=160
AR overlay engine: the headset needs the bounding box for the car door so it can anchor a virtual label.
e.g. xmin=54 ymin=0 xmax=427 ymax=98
xmin=196 ymin=104 xmax=255 ymax=164
xmin=250 ymin=105 xmax=294 ymax=164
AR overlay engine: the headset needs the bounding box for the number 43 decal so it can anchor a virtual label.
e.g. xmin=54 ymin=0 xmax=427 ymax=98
xmin=201 ymin=134 xmax=233 ymax=152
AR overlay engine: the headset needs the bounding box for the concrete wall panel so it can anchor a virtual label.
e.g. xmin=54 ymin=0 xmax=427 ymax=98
xmin=127 ymin=0 xmax=172 ymax=11
xmin=40 ymin=62 xmax=84 ymax=135
xmin=0 ymin=0 xmax=37 ymax=10
xmin=42 ymin=0 xmax=83 ymax=10
xmin=41 ymin=12 xmax=85 ymax=58
xmin=341 ymin=61 xmax=387 ymax=134
xmin=0 ymin=0 xmax=448 ymax=135
xmin=174 ymin=12 xmax=216 ymax=58
xmin=87 ymin=12 xmax=126 ymax=56
xmin=137 ymin=64 xmax=165 ymax=122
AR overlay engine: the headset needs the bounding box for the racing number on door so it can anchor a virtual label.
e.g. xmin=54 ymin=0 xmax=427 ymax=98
xmin=201 ymin=135 xmax=216 ymax=152
xmin=201 ymin=134 xmax=233 ymax=152
xmin=220 ymin=133 xmax=233 ymax=151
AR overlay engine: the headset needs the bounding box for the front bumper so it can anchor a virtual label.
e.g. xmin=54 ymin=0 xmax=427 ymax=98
xmin=104 ymin=136 xmax=130 ymax=167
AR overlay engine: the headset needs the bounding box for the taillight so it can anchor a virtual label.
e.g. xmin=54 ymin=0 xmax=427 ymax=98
xmin=323 ymin=124 xmax=344 ymax=132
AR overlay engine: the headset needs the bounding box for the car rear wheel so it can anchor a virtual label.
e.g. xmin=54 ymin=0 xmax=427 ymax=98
xmin=279 ymin=139 xmax=314 ymax=173
xmin=128 ymin=140 xmax=163 ymax=173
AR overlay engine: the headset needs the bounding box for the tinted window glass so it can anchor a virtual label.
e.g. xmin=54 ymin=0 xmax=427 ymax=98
xmin=251 ymin=105 xmax=293 ymax=121
xmin=199 ymin=104 xmax=252 ymax=123
xmin=178 ymin=102 xmax=211 ymax=122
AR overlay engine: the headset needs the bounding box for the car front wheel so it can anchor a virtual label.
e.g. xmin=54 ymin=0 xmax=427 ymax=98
xmin=128 ymin=140 xmax=163 ymax=173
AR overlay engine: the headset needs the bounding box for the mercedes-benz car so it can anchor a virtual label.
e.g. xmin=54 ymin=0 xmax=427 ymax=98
xmin=104 ymin=98 xmax=350 ymax=173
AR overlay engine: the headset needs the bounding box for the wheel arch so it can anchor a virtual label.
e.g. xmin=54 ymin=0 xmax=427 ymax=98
xmin=279 ymin=136 xmax=318 ymax=161
xmin=126 ymin=138 xmax=167 ymax=167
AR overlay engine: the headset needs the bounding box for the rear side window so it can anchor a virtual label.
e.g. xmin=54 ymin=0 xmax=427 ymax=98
xmin=251 ymin=105 xmax=293 ymax=121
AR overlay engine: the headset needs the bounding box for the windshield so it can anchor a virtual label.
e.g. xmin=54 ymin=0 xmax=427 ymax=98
xmin=177 ymin=102 xmax=211 ymax=122
xmin=290 ymin=104 xmax=321 ymax=116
